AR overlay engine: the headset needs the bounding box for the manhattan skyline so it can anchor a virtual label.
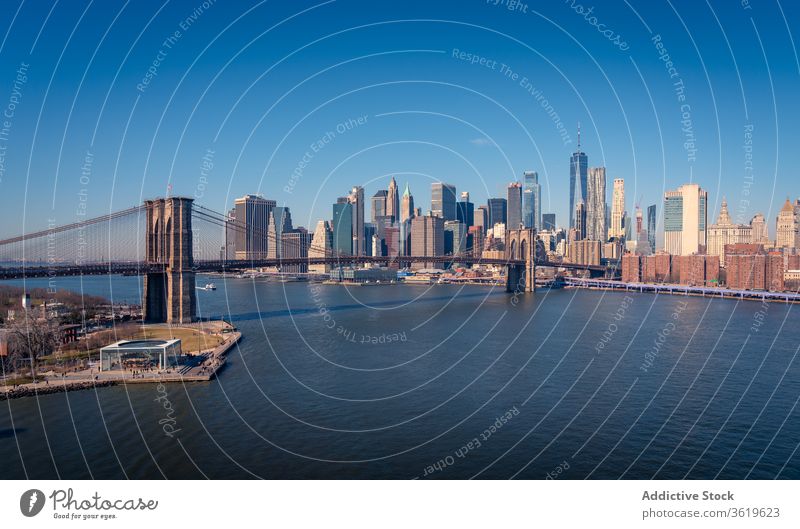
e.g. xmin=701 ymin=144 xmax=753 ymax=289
xmin=0 ymin=0 xmax=797 ymax=240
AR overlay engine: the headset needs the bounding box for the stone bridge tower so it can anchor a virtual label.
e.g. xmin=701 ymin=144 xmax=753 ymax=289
xmin=505 ymin=227 xmax=536 ymax=293
xmin=143 ymin=197 xmax=196 ymax=323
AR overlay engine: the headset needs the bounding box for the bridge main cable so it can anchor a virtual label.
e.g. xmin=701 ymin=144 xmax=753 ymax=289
xmin=0 ymin=204 xmax=146 ymax=246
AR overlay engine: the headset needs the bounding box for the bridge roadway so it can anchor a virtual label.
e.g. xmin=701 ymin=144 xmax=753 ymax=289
xmin=0 ymin=256 xmax=609 ymax=279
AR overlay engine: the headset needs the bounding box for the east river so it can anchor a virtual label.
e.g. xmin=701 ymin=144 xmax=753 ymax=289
xmin=1 ymin=275 xmax=798 ymax=479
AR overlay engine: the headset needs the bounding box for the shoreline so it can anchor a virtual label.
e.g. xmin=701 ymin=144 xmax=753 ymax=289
xmin=564 ymin=279 xmax=800 ymax=304
xmin=0 ymin=329 xmax=241 ymax=401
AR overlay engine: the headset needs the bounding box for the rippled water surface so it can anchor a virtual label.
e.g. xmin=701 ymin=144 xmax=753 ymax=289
xmin=1 ymin=275 xmax=798 ymax=479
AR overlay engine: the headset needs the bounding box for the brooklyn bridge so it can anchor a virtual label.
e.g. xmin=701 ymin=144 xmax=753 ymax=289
xmin=0 ymin=197 xmax=610 ymax=324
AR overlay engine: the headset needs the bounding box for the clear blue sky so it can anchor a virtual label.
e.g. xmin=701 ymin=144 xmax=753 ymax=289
xmin=0 ymin=0 xmax=798 ymax=238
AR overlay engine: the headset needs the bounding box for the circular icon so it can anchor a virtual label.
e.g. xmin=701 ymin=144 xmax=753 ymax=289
xmin=20 ymin=489 xmax=45 ymax=517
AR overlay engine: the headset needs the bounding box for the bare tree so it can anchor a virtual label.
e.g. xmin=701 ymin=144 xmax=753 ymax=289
xmin=7 ymin=316 xmax=59 ymax=379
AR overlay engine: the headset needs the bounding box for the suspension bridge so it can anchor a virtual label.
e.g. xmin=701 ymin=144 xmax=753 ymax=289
xmin=0 ymin=197 xmax=609 ymax=323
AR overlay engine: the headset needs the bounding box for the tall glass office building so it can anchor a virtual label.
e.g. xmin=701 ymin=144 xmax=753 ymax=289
xmin=507 ymin=182 xmax=523 ymax=229
xmin=332 ymin=198 xmax=353 ymax=255
xmin=647 ymin=204 xmax=657 ymax=253
xmin=431 ymin=183 xmax=457 ymax=220
xmin=487 ymin=198 xmax=507 ymax=228
xmin=663 ymin=184 xmax=707 ymax=256
xmin=569 ymin=136 xmax=588 ymax=229
xmin=522 ymin=171 xmax=541 ymax=229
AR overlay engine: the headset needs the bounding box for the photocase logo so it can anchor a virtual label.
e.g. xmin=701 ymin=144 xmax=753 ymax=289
xmin=20 ymin=489 xmax=45 ymax=517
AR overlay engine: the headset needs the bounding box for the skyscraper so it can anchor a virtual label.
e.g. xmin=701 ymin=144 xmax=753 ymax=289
xmin=234 ymin=194 xmax=276 ymax=260
xmin=750 ymin=213 xmax=768 ymax=244
xmin=542 ymin=213 xmax=556 ymax=231
xmin=475 ymin=205 xmax=488 ymax=232
xmin=400 ymin=183 xmax=414 ymax=223
xmin=267 ymin=206 xmax=292 ymax=259
xmin=371 ymin=190 xmax=387 ymax=224
xmin=507 ymin=182 xmax=523 ymax=229
xmin=349 ymin=186 xmax=365 ymax=255
xmin=663 ymin=183 xmax=708 ymax=256
xmin=309 ymin=220 xmax=333 ymax=273
xmin=332 ymin=198 xmax=353 ymax=255
xmin=647 ymin=204 xmax=657 ymax=253
xmin=280 ymin=229 xmax=312 ymax=274
xmin=444 ymin=220 xmax=467 ymax=256
xmin=569 ymin=124 xmax=588 ymax=229
xmin=410 ymin=214 xmax=444 ymax=269
xmin=456 ymin=191 xmax=474 ymax=228
xmin=386 ymin=176 xmax=399 ymax=222
xmin=776 ymin=198 xmax=799 ymax=248
xmin=575 ymin=201 xmax=587 ymax=240
xmin=431 ymin=183 xmax=457 ymax=220
xmin=224 ymin=208 xmax=236 ymax=260
xmin=707 ymin=198 xmax=752 ymax=266
xmin=522 ymin=171 xmax=541 ymax=230
xmin=609 ymin=178 xmax=625 ymax=239
xmin=487 ymin=198 xmax=507 ymax=228
xmin=586 ymin=167 xmax=606 ymax=241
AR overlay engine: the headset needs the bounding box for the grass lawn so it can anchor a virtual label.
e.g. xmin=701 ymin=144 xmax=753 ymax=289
xmin=134 ymin=326 xmax=224 ymax=353
xmin=2 ymin=376 xmax=34 ymax=386
xmin=54 ymin=325 xmax=224 ymax=361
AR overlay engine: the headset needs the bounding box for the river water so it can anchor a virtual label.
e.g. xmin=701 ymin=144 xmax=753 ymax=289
xmin=1 ymin=275 xmax=798 ymax=479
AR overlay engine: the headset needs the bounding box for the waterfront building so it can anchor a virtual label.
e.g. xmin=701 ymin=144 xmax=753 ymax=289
xmin=642 ymin=253 xmax=672 ymax=283
xmin=330 ymin=267 xmax=397 ymax=283
xmin=456 ymin=192 xmax=474 ymax=228
xmin=410 ymin=214 xmax=445 ymax=270
xmin=309 ymin=220 xmax=333 ymax=273
xmin=586 ymin=167 xmax=606 ymax=242
xmin=609 ymin=178 xmax=625 ymax=239
xmin=663 ymin=183 xmax=708 ymax=256
xmin=522 ymin=171 xmax=541 ymax=229
xmin=431 ymin=183 xmax=457 ymax=220
xmin=371 ymin=190 xmax=387 ymax=224
xmin=400 ymin=183 xmax=415 ymax=223
xmin=507 ymin=182 xmax=523 ymax=229
xmin=487 ymin=198 xmax=507 ymax=228
xmin=726 ymin=245 xmax=785 ymax=292
xmin=234 ymin=194 xmax=275 ymax=260
xmin=349 ymin=186 xmax=365 ymax=256
xmin=707 ymin=198 xmax=752 ymax=266
xmin=569 ymin=125 xmax=588 ymax=229
xmin=281 ymin=229 xmax=312 ymax=273
xmin=332 ymin=198 xmax=353 ymax=255
xmin=100 ymin=339 xmax=181 ymax=372
xmin=673 ymin=254 xmax=719 ymax=287
xmin=776 ymin=198 xmax=798 ymax=249
xmin=386 ymin=177 xmax=400 ymax=222
xmin=622 ymin=254 xmax=641 ymax=283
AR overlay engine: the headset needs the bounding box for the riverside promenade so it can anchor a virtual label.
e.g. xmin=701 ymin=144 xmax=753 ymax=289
xmin=565 ymin=277 xmax=800 ymax=303
xmin=0 ymin=324 xmax=241 ymax=400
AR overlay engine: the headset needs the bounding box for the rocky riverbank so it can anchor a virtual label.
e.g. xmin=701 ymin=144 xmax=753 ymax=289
xmin=0 ymin=380 xmax=118 ymax=400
